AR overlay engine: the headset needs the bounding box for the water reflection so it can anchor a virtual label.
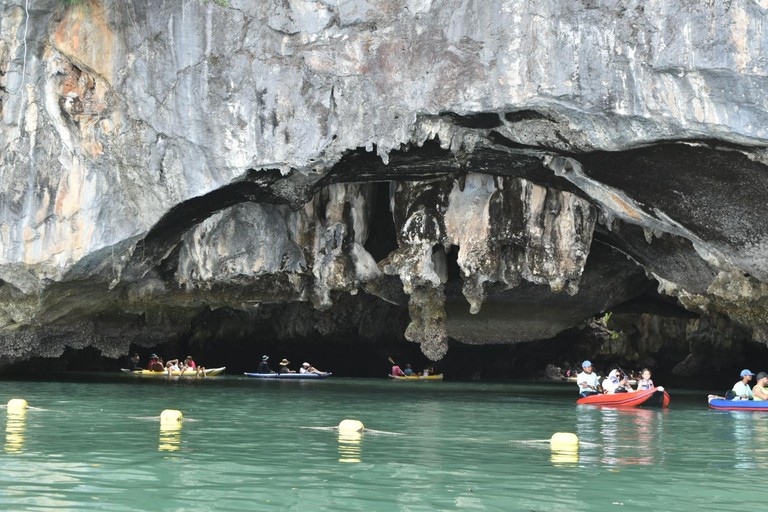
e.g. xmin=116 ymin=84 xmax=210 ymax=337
xmin=159 ymin=422 xmax=182 ymax=453
xmin=577 ymin=406 xmax=666 ymax=467
xmin=550 ymin=446 xmax=579 ymax=466
xmin=5 ymin=409 xmax=26 ymax=454
xmin=337 ymin=431 xmax=362 ymax=463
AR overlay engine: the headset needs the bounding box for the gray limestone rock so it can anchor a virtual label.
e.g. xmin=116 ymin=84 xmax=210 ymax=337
xmin=1 ymin=0 xmax=768 ymax=363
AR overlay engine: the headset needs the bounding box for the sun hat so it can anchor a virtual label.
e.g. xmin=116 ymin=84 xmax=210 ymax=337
xmin=150 ymin=354 xmax=158 ymax=359
xmin=757 ymin=372 xmax=768 ymax=380
xmin=582 ymin=360 xmax=592 ymax=368
xmin=262 ymin=355 xmax=269 ymax=361
xmin=302 ymin=362 xmax=310 ymax=367
xmin=741 ymin=369 xmax=755 ymax=377
xmin=279 ymin=359 xmax=290 ymax=365
xmin=608 ymin=369 xmax=619 ymax=378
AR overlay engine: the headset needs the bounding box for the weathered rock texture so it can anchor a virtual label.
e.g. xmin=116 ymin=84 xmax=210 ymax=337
xmin=1 ymin=0 xmax=768 ymax=371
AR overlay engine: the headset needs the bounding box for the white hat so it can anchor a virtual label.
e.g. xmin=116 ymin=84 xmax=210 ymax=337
xmin=302 ymin=362 xmax=310 ymax=367
xmin=608 ymin=369 xmax=619 ymax=378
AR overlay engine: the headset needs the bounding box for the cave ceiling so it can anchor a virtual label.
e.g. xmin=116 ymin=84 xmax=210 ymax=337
xmin=1 ymin=0 xmax=768 ymax=364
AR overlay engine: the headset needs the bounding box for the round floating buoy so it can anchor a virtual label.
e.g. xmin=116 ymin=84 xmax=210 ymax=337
xmin=338 ymin=419 xmax=364 ymax=433
xmin=160 ymin=409 xmax=183 ymax=423
xmin=550 ymin=432 xmax=579 ymax=450
xmin=7 ymin=399 xmax=28 ymax=412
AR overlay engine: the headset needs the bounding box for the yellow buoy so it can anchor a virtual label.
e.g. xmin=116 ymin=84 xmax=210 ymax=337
xmin=7 ymin=399 xmax=28 ymax=413
xmin=550 ymin=432 xmax=579 ymax=449
xmin=338 ymin=419 xmax=364 ymax=433
xmin=160 ymin=409 xmax=183 ymax=423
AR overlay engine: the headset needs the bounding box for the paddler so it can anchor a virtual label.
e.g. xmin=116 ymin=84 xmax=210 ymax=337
xmin=577 ymin=360 xmax=602 ymax=397
xmin=732 ymin=369 xmax=755 ymax=400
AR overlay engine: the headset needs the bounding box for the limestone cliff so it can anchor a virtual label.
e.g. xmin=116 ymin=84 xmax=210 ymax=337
xmin=1 ymin=0 xmax=768 ymax=372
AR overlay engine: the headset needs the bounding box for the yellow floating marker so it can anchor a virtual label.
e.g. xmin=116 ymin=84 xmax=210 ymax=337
xmin=550 ymin=432 xmax=579 ymax=449
xmin=7 ymin=399 xmax=28 ymax=413
xmin=160 ymin=409 xmax=183 ymax=423
xmin=338 ymin=419 xmax=364 ymax=433
xmin=550 ymin=432 xmax=579 ymax=465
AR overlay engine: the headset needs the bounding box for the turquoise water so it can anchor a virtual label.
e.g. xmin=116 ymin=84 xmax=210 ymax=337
xmin=0 ymin=376 xmax=763 ymax=510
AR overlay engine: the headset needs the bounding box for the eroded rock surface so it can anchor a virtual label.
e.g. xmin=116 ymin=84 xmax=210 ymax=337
xmin=1 ymin=0 xmax=768 ymax=369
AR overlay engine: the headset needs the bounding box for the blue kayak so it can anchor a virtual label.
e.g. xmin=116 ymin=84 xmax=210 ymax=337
xmin=708 ymin=395 xmax=768 ymax=411
xmin=244 ymin=372 xmax=332 ymax=379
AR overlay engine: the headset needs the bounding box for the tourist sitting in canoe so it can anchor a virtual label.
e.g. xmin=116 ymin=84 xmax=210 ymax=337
xmin=752 ymin=372 xmax=768 ymax=401
xmin=179 ymin=356 xmax=206 ymax=376
xmin=166 ymin=359 xmax=181 ymax=372
xmin=128 ymin=353 xmax=142 ymax=370
xmin=732 ymin=369 xmax=755 ymax=399
xmin=635 ymin=368 xmax=655 ymax=390
xmin=148 ymin=354 xmax=164 ymax=372
xmin=279 ymin=359 xmax=296 ymax=374
xmin=576 ymin=360 xmax=602 ymax=397
xmin=602 ymin=369 xmax=633 ymax=394
xmin=301 ymin=362 xmax=325 ymax=374
xmin=392 ymin=363 xmax=405 ymax=377
xmin=403 ymin=364 xmax=415 ymax=376
xmin=257 ymin=355 xmax=275 ymax=374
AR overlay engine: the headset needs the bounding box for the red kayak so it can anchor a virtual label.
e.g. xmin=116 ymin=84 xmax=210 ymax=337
xmin=577 ymin=387 xmax=670 ymax=407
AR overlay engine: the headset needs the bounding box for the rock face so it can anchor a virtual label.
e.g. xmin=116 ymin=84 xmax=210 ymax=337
xmin=1 ymin=0 xmax=768 ymax=372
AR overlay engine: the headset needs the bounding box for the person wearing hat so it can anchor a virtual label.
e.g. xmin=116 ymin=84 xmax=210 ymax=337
xmin=257 ymin=355 xmax=275 ymax=374
xmin=576 ymin=360 xmax=603 ymax=397
xmin=602 ymin=369 xmax=632 ymax=394
xmin=147 ymin=353 xmax=164 ymax=372
xmin=278 ymin=359 xmax=296 ymax=374
xmin=752 ymin=372 xmax=768 ymax=401
xmin=732 ymin=369 xmax=755 ymax=399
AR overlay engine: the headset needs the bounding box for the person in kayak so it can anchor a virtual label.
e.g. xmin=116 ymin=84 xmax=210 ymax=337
xmin=279 ymin=359 xmax=296 ymax=374
xmin=577 ymin=360 xmax=602 ymax=397
xmin=752 ymin=372 xmax=768 ymax=401
xmin=257 ymin=355 xmax=275 ymax=374
xmin=392 ymin=363 xmax=405 ymax=377
xmin=403 ymin=364 xmax=415 ymax=376
xmin=128 ymin=353 xmax=142 ymax=370
xmin=732 ymin=369 xmax=755 ymax=399
xmin=148 ymin=354 xmax=164 ymax=372
xmin=636 ymin=368 xmax=655 ymax=390
xmin=602 ymin=369 xmax=632 ymax=393
xmin=301 ymin=362 xmax=325 ymax=374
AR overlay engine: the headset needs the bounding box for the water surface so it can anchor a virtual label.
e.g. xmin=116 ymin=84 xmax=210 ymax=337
xmin=0 ymin=376 xmax=761 ymax=510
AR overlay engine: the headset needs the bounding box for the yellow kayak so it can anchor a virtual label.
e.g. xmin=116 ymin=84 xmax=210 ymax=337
xmin=388 ymin=374 xmax=443 ymax=380
xmin=121 ymin=367 xmax=226 ymax=377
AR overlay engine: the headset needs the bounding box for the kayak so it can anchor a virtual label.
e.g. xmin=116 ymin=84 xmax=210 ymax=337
xmin=121 ymin=367 xmax=226 ymax=377
xmin=576 ymin=387 xmax=670 ymax=407
xmin=244 ymin=372 xmax=332 ymax=379
xmin=708 ymin=396 xmax=768 ymax=411
xmin=389 ymin=374 xmax=444 ymax=380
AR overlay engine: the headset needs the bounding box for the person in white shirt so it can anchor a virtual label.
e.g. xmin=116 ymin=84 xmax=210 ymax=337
xmin=602 ymin=369 xmax=633 ymax=393
xmin=732 ymin=369 xmax=755 ymax=399
xmin=577 ymin=360 xmax=602 ymax=397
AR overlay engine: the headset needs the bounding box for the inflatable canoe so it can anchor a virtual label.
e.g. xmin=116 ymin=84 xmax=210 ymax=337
xmin=244 ymin=372 xmax=332 ymax=379
xmin=708 ymin=396 xmax=768 ymax=411
xmin=389 ymin=374 xmax=444 ymax=380
xmin=577 ymin=387 xmax=670 ymax=407
xmin=121 ymin=367 xmax=226 ymax=377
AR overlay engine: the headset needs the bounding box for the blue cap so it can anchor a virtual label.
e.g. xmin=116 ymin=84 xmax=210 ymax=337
xmin=741 ymin=369 xmax=755 ymax=377
xmin=582 ymin=360 xmax=593 ymax=368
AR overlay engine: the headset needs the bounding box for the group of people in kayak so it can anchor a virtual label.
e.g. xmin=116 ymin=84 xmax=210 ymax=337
xmin=391 ymin=363 xmax=436 ymax=377
xmin=730 ymin=369 xmax=768 ymax=400
xmin=129 ymin=353 xmax=206 ymax=375
xmin=576 ymin=360 xmax=658 ymax=397
xmin=257 ymin=355 xmax=325 ymax=375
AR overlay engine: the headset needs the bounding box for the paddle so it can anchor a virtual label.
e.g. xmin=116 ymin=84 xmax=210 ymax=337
xmin=388 ymin=357 xmax=396 ymax=365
